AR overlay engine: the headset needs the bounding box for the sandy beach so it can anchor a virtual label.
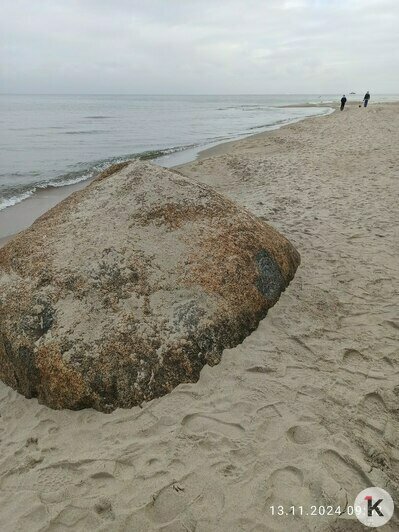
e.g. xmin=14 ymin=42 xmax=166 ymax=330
xmin=0 ymin=102 xmax=398 ymax=530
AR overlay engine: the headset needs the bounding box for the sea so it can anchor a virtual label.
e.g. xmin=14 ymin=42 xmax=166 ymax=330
xmin=0 ymin=93 xmax=397 ymax=212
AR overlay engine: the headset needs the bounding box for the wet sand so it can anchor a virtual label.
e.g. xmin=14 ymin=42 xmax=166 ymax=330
xmin=0 ymin=179 xmax=94 ymax=244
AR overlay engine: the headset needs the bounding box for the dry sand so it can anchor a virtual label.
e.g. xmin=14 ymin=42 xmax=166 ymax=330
xmin=0 ymin=102 xmax=398 ymax=531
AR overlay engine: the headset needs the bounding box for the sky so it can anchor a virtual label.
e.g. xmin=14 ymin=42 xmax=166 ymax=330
xmin=1 ymin=0 xmax=398 ymax=94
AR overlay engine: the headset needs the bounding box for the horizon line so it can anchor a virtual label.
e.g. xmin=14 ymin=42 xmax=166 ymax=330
xmin=1 ymin=91 xmax=393 ymax=97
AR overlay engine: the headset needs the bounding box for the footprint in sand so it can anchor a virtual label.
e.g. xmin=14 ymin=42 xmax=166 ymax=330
xmin=35 ymin=465 xmax=77 ymax=492
xmin=342 ymin=348 xmax=366 ymax=367
xmin=87 ymin=460 xmax=117 ymax=480
xmin=181 ymin=413 xmax=245 ymax=439
xmin=94 ymin=497 xmax=114 ymax=521
xmin=357 ymin=392 xmax=388 ymax=433
xmin=383 ymin=319 xmax=399 ymax=331
xmin=342 ymin=349 xmax=369 ymax=372
xmin=257 ymin=466 xmax=303 ymax=504
xmin=259 ymin=466 xmax=317 ymax=529
xmin=254 ymin=403 xmax=296 ymax=445
xmin=146 ymin=473 xmax=224 ymax=525
xmin=156 ymin=518 xmax=197 ymax=532
xmin=14 ymin=436 xmax=39 ymax=457
xmin=50 ymin=505 xmax=93 ymax=529
xmin=255 ymin=417 xmax=284 ymax=444
xmin=286 ymin=424 xmax=324 ymax=445
xmin=34 ymin=418 xmax=59 ymax=435
xmin=321 ymin=450 xmax=370 ymax=499
xmin=270 ymin=466 xmax=304 ymax=489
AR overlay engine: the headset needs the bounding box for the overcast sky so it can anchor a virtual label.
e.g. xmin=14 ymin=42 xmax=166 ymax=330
xmin=1 ymin=0 xmax=398 ymax=94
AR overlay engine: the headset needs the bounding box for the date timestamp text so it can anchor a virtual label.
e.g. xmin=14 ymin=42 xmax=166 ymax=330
xmin=270 ymin=505 xmax=362 ymax=517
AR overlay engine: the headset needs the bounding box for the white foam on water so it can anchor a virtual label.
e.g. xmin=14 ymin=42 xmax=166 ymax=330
xmin=0 ymin=190 xmax=35 ymax=211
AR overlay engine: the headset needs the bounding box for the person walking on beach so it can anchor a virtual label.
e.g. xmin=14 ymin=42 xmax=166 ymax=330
xmin=363 ymin=91 xmax=371 ymax=107
xmin=340 ymin=95 xmax=347 ymax=111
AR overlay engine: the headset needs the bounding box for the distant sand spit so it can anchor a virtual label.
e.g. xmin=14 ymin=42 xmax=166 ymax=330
xmin=0 ymin=102 xmax=398 ymax=531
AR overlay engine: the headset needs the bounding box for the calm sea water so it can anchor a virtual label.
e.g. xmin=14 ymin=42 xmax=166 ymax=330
xmin=0 ymin=93 xmax=396 ymax=211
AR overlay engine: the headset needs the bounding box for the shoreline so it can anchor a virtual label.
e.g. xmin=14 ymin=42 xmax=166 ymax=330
xmin=194 ymin=104 xmax=334 ymax=161
xmin=0 ymin=104 xmax=333 ymax=247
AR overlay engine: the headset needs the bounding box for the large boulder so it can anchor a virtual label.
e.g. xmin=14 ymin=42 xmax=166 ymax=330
xmin=0 ymin=161 xmax=300 ymax=412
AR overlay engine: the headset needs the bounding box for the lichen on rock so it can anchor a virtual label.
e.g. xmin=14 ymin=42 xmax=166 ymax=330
xmin=0 ymin=161 xmax=300 ymax=412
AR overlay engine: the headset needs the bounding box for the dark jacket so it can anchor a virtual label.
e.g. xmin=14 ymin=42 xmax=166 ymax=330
xmin=341 ymin=97 xmax=347 ymax=104
xmin=364 ymin=93 xmax=370 ymax=100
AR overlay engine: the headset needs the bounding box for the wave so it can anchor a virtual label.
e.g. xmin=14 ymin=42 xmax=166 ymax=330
xmin=64 ymin=130 xmax=107 ymax=135
xmin=217 ymin=105 xmax=273 ymax=111
xmin=248 ymin=117 xmax=293 ymax=130
xmin=0 ymin=191 xmax=35 ymax=211
xmin=0 ymin=144 xmax=197 ymax=212
xmin=307 ymin=99 xmax=334 ymax=104
xmin=246 ymin=107 xmax=332 ymax=131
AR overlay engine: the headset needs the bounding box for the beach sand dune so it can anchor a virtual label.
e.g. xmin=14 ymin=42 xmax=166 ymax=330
xmin=0 ymin=103 xmax=398 ymax=530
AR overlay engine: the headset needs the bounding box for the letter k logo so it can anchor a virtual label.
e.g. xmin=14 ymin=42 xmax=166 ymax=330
xmin=355 ymin=487 xmax=394 ymax=526
xmin=365 ymin=495 xmax=384 ymax=517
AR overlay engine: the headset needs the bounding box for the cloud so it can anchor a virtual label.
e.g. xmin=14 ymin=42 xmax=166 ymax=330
xmin=0 ymin=0 xmax=398 ymax=93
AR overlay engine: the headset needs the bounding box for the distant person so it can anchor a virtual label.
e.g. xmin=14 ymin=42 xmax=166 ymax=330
xmin=340 ymin=95 xmax=347 ymax=111
xmin=363 ymin=91 xmax=371 ymax=107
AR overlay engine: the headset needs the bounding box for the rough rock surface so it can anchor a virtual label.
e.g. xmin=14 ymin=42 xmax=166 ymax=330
xmin=0 ymin=161 xmax=300 ymax=411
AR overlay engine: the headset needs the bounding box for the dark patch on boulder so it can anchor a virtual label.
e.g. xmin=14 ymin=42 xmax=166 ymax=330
xmin=255 ymin=249 xmax=286 ymax=303
xmin=173 ymin=301 xmax=206 ymax=333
